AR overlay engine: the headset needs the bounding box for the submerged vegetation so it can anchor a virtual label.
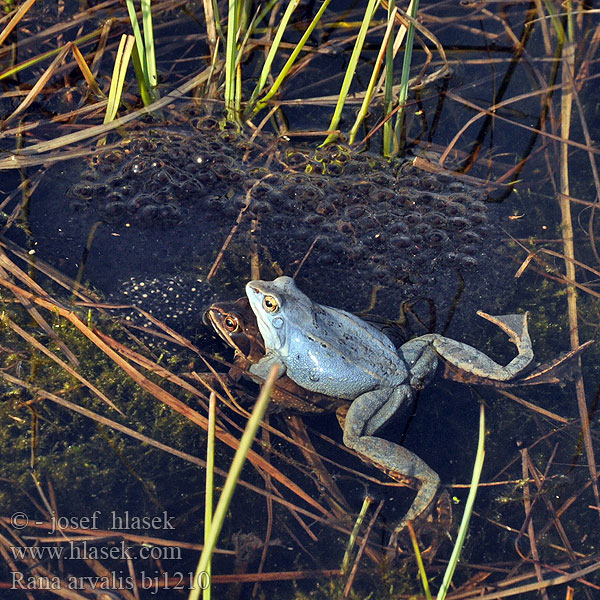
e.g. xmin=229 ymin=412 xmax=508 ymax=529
xmin=1 ymin=0 xmax=600 ymax=598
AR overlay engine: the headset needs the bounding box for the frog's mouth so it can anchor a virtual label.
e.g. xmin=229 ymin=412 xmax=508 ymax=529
xmin=246 ymin=284 xmax=285 ymax=351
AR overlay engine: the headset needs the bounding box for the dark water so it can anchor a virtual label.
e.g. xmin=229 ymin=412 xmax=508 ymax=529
xmin=1 ymin=1 xmax=599 ymax=598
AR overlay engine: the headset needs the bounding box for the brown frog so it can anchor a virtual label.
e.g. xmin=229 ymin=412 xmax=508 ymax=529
xmin=205 ymin=298 xmax=345 ymax=415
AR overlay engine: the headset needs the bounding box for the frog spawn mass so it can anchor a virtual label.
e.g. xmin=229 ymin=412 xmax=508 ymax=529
xmin=68 ymin=117 xmax=495 ymax=310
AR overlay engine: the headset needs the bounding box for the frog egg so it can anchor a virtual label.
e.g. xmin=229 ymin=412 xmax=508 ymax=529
xmin=250 ymin=182 xmax=273 ymax=200
xmin=369 ymin=187 xmax=395 ymax=202
xmin=446 ymin=181 xmax=466 ymax=193
xmin=403 ymin=212 xmax=422 ymax=226
xmin=460 ymin=244 xmax=477 ymax=256
xmin=159 ymin=205 xmax=183 ymax=221
xmin=101 ymin=201 xmax=128 ymax=218
xmin=345 ymin=206 xmax=365 ymax=219
xmin=392 ymin=234 xmax=412 ymax=248
xmin=330 ymin=179 xmax=353 ymax=194
xmin=195 ymin=169 xmax=218 ymax=185
xmin=423 ymin=212 xmax=447 ymax=227
xmin=357 ymin=216 xmax=378 ymax=231
xmin=373 ymin=211 xmax=393 ymax=226
xmin=418 ymin=175 xmax=442 ymax=191
xmin=68 ymin=183 xmax=95 ymax=200
xmin=81 ymin=169 xmax=100 ymax=182
xmin=443 ymin=201 xmax=467 ymax=216
xmin=386 ymin=221 xmax=409 ymax=235
xmin=205 ymin=195 xmax=225 ymax=211
xmin=442 ymin=251 xmax=458 ymax=265
xmin=297 ymin=184 xmax=324 ymax=203
xmin=210 ymin=163 xmax=232 ymax=178
xmin=127 ymin=193 xmax=153 ymax=213
xmin=138 ymin=204 xmax=162 ymax=222
xmin=469 ymin=200 xmax=487 ymax=212
xmin=370 ymin=173 xmax=395 ymax=187
xmin=458 ymin=254 xmax=479 ymax=268
xmin=305 ymin=213 xmax=324 ymax=225
xmin=392 ymin=192 xmax=417 ymax=208
xmin=323 ymin=160 xmax=344 ymax=177
xmin=448 ymin=193 xmax=471 ymax=205
xmin=105 ymin=191 xmax=125 ymax=205
xmin=190 ymin=115 xmax=221 ymax=130
xmin=250 ymin=201 xmax=272 ymax=215
xmin=266 ymin=189 xmax=285 ymax=206
xmin=218 ymin=130 xmax=238 ymax=144
xmin=337 ymin=220 xmax=354 ymax=235
xmin=460 ymin=230 xmax=482 ymax=244
xmin=227 ymin=169 xmax=245 ymax=183
xmin=413 ymin=222 xmax=432 ymax=236
xmin=168 ymin=146 xmax=188 ymax=162
xmin=176 ymin=179 xmax=203 ymax=197
xmin=397 ymin=175 xmax=420 ymax=187
xmin=316 ymin=201 xmax=335 ymax=216
xmin=470 ymin=212 xmax=489 ymax=225
xmin=424 ymin=229 xmax=450 ymax=247
xmin=311 ymin=177 xmax=329 ymax=190
xmin=447 ymin=216 xmax=470 ymax=230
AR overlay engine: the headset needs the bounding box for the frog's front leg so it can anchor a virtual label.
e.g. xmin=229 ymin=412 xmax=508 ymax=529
xmin=342 ymin=387 xmax=440 ymax=532
xmin=417 ymin=311 xmax=534 ymax=382
xmin=400 ymin=338 xmax=439 ymax=390
xmin=249 ymin=353 xmax=287 ymax=380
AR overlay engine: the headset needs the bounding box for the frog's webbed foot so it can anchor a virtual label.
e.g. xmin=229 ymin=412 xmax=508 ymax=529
xmin=249 ymin=354 xmax=286 ymax=380
xmin=430 ymin=311 xmax=534 ymax=382
xmin=343 ymin=389 xmax=440 ymax=537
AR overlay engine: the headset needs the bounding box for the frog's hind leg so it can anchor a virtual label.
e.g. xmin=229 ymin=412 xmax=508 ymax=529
xmin=431 ymin=311 xmax=533 ymax=382
xmin=342 ymin=389 xmax=440 ymax=534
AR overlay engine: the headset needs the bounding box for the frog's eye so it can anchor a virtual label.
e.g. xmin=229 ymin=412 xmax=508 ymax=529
xmin=223 ymin=315 xmax=240 ymax=332
xmin=263 ymin=295 xmax=279 ymax=313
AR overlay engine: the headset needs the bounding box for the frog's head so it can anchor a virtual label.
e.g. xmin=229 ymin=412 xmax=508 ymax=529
xmin=245 ymin=276 xmax=312 ymax=352
xmin=204 ymin=298 xmax=265 ymax=362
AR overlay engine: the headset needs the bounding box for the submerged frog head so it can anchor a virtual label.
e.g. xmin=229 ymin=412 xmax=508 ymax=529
xmin=204 ymin=298 xmax=265 ymax=363
xmin=245 ymin=276 xmax=313 ymax=352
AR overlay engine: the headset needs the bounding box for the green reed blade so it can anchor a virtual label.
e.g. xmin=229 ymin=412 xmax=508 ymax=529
xmin=322 ymin=0 xmax=381 ymax=146
xmin=131 ymin=39 xmax=153 ymax=106
xmin=202 ymin=393 xmax=217 ymax=600
xmin=188 ymin=366 xmax=277 ymax=600
xmin=349 ymin=6 xmax=397 ymax=145
xmin=104 ymin=34 xmax=135 ymax=124
xmin=407 ymin=521 xmax=432 ymax=600
xmin=383 ymin=0 xmax=398 ymax=155
xmin=392 ymin=0 xmax=419 ymax=155
xmin=224 ymin=0 xmax=239 ymax=120
xmin=341 ymin=495 xmax=372 ymax=576
xmin=247 ymin=0 xmax=301 ymax=108
xmin=250 ymin=0 xmax=333 ymax=118
xmin=125 ymin=0 xmax=150 ymax=88
xmin=141 ymin=0 xmax=158 ymax=93
xmin=437 ymin=403 xmax=485 ymax=600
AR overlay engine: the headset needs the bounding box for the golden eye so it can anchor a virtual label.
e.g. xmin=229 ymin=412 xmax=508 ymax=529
xmin=224 ymin=315 xmax=239 ymax=332
xmin=263 ymin=295 xmax=279 ymax=313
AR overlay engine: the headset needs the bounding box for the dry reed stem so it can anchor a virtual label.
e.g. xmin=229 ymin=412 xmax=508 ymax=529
xmin=0 ymin=275 xmax=332 ymax=518
xmin=558 ymin=34 xmax=600 ymax=516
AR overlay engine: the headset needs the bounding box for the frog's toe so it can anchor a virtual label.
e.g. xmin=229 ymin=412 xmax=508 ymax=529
xmin=477 ymin=311 xmax=530 ymax=348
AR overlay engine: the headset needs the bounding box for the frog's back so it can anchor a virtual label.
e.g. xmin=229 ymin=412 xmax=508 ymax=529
xmin=283 ymin=304 xmax=405 ymax=399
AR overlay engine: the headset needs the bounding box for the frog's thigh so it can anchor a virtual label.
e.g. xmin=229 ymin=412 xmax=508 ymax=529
xmin=343 ymin=387 xmax=410 ymax=440
xmin=249 ymin=354 xmax=286 ymax=380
